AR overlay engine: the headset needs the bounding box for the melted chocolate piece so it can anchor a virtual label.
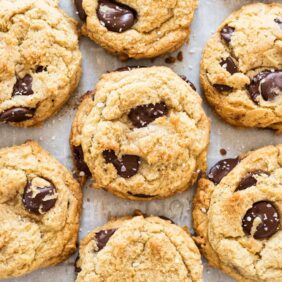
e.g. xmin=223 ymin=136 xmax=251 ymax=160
xmin=128 ymin=102 xmax=168 ymax=128
xmin=74 ymin=0 xmax=87 ymax=21
xmin=208 ymin=158 xmax=239 ymax=184
xmin=275 ymin=18 xmax=282 ymax=29
xmin=22 ymin=177 xmax=57 ymax=214
xmin=0 ymin=107 xmax=35 ymax=122
xmin=179 ymin=75 xmax=197 ymax=91
xmin=12 ymin=74 xmax=33 ymax=96
xmin=220 ymin=25 xmax=235 ymax=43
xmin=213 ymin=84 xmax=233 ymax=92
xmin=247 ymin=71 xmax=282 ymax=103
xmin=35 ymin=66 xmax=47 ymax=73
xmin=103 ymin=150 xmax=140 ymax=178
xmin=73 ymin=145 xmax=91 ymax=177
xmin=74 ymin=255 xmax=81 ymax=273
xmin=95 ymin=229 xmax=117 ymax=251
xmin=242 ymin=201 xmax=280 ymax=239
xmin=127 ymin=191 xmax=155 ymax=198
xmin=236 ymin=170 xmax=269 ymax=191
xmin=97 ymin=0 xmax=136 ymax=33
xmin=220 ymin=57 xmax=238 ymax=75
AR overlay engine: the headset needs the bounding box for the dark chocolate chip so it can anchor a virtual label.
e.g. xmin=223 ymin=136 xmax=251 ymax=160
xmin=74 ymin=0 xmax=87 ymax=21
xmin=35 ymin=66 xmax=47 ymax=73
xmin=127 ymin=191 xmax=155 ymax=198
xmin=0 ymin=107 xmax=35 ymax=123
xmin=275 ymin=18 xmax=282 ymax=29
xmin=128 ymin=102 xmax=168 ymax=128
xmin=95 ymin=229 xmax=117 ymax=251
xmin=220 ymin=57 xmax=238 ymax=75
xmin=213 ymin=84 xmax=233 ymax=92
xmin=179 ymin=75 xmax=196 ymax=91
xmin=247 ymin=71 xmax=282 ymax=103
xmin=103 ymin=150 xmax=140 ymax=178
xmin=208 ymin=158 xmax=239 ymax=184
xmin=12 ymin=74 xmax=33 ymax=96
xmin=73 ymin=145 xmax=91 ymax=177
xmin=22 ymin=177 xmax=57 ymax=214
xmin=97 ymin=0 xmax=136 ymax=33
xmin=236 ymin=170 xmax=269 ymax=191
xmin=220 ymin=25 xmax=235 ymax=43
xmin=242 ymin=201 xmax=280 ymax=239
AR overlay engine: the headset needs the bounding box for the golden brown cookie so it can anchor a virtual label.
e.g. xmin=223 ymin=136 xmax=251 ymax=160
xmin=0 ymin=0 xmax=82 ymax=127
xmin=74 ymin=0 xmax=198 ymax=60
xmin=0 ymin=141 xmax=82 ymax=279
xmin=70 ymin=66 xmax=210 ymax=200
xmin=200 ymin=3 xmax=282 ymax=132
xmin=193 ymin=145 xmax=282 ymax=281
xmin=76 ymin=214 xmax=203 ymax=282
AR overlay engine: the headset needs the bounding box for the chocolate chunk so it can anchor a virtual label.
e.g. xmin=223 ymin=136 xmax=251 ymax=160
xmin=74 ymin=0 xmax=87 ymax=21
xmin=95 ymin=229 xmax=117 ymax=251
xmin=247 ymin=71 xmax=282 ymax=103
xmin=177 ymin=51 xmax=183 ymax=62
xmin=12 ymin=74 xmax=33 ymax=96
xmin=103 ymin=150 xmax=140 ymax=178
xmin=220 ymin=57 xmax=238 ymax=75
xmin=220 ymin=148 xmax=227 ymax=156
xmin=0 ymin=107 xmax=35 ymax=122
xmin=128 ymin=102 xmax=168 ymax=128
xmin=242 ymin=201 xmax=280 ymax=239
xmin=35 ymin=66 xmax=47 ymax=73
xmin=97 ymin=0 xmax=136 ymax=32
xmin=220 ymin=25 xmax=235 ymax=43
xmin=73 ymin=145 xmax=91 ymax=177
xmin=236 ymin=170 xmax=269 ymax=191
xmin=208 ymin=158 xmax=239 ymax=184
xmin=74 ymin=255 xmax=81 ymax=273
xmin=127 ymin=191 xmax=155 ymax=198
xmin=22 ymin=177 xmax=57 ymax=214
xmin=275 ymin=18 xmax=282 ymax=29
xmin=213 ymin=84 xmax=233 ymax=92
xmin=179 ymin=75 xmax=197 ymax=91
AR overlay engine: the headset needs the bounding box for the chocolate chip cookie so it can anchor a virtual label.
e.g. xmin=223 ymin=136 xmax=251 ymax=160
xmin=0 ymin=0 xmax=82 ymax=127
xmin=0 ymin=141 xmax=82 ymax=279
xmin=76 ymin=214 xmax=203 ymax=282
xmin=74 ymin=0 xmax=198 ymax=60
xmin=200 ymin=3 xmax=282 ymax=132
xmin=70 ymin=66 xmax=210 ymax=200
xmin=193 ymin=145 xmax=282 ymax=281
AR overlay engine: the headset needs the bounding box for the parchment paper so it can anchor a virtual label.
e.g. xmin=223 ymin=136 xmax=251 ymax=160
xmin=5 ymin=0 xmax=282 ymax=281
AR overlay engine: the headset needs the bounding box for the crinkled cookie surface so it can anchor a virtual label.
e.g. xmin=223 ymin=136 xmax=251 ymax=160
xmin=0 ymin=0 xmax=81 ymax=127
xmin=76 ymin=215 xmax=203 ymax=282
xmin=201 ymin=3 xmax=282 ymax=132
xmin=193 ymin=145 xmax=282 ymax=282
xmin=75 ymin=0 xmax=198 ymax=59
xmin=0 ymin=141 xmax=82 ymax=279
xmin=70 ymin=66 xmax=210 ymax=200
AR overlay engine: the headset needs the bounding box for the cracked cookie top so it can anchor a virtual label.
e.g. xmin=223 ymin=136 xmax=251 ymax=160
xmin=200 ymin=3 xmax=282 ymax=132
xmin=193 ymin=145 xmax=282 ymax=282
xmin=0 ymin=0 xmax=81 ymax=127
xmin=70 ymin=66 xmax=210 ymax=200
xmin=74 ymin=0 xmax=198 ymax=59
xmin=76 ymin=215 xmax=203 ymax=282
xmin=0 ymin=141 xmax=82 ymax=279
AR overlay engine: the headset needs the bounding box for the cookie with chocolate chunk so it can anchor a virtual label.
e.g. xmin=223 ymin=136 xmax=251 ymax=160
xmin=74 ymin=0 xmax=197 ymax=59
xmin=70 ymin=66 xmax=210 ymax=200
xmin=200 ymin=3 xmax=282 ymax=132
xmin=0 ymin=141 xmax=82 ymax=279
xmin=193 ymin=145 xmax=282 ymax=281
xmin=76 ymin=214 xmax=202 ymax=282
xmin=0 ymin=0 xmax=81 ymax=127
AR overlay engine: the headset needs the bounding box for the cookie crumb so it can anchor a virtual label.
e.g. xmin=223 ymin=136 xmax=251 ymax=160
xmin=220 ymin=148 xmax=227 ymax=156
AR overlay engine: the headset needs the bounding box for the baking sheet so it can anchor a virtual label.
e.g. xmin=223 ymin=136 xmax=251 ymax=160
xmin=4 ymin=0 xmax=282 ymax=281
